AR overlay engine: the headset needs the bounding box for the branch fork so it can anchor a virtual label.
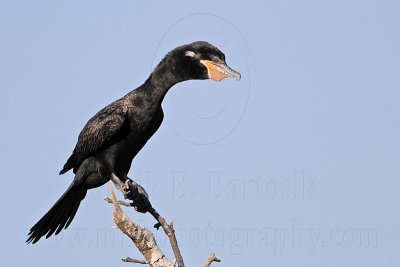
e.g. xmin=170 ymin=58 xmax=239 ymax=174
xmin=106 ymin=178 xmax=221 ymax=267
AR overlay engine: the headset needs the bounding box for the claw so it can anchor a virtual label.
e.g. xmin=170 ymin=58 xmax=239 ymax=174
xmin=121 ymin=180 xmax=131 ymax=198
xmin=122 ymin=178 xmax=152 ymax=213
xmin=110 ymin=173 xmax=152 ymax=213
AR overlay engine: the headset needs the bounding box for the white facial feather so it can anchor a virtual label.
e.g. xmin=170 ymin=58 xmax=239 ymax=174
xmin=184 ymin=51 xmax=196 ymax=58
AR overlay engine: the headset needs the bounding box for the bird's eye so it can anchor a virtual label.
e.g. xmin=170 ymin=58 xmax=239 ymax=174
xmin=211 ymin=55 xmax=224 ymax=63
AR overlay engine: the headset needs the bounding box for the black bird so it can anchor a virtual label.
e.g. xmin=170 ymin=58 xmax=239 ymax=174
xmin=26 ymin=41 xmax=241 ymax=244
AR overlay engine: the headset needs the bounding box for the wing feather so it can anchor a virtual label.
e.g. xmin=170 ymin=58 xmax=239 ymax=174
xmin=60 ymin=105 xmax=128 ymax=174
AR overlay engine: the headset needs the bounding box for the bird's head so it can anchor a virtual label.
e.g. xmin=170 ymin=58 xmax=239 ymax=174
xmin=161 ymin=41 xmax=241 ymax=82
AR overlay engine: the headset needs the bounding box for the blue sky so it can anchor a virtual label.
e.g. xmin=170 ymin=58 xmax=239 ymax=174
xmin=1 ymin=0 xmax=399 ymax=266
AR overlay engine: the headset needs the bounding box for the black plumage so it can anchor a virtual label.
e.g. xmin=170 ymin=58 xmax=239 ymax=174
xmin=27 ymin=41 xmax=240 ymax=244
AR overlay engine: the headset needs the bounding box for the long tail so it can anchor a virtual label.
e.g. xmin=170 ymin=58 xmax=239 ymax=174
xmin=26 ymin=186 xmax=87 ymax=244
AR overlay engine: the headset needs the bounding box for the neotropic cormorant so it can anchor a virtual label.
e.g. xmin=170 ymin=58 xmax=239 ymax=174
xmin=27 ymin=41 xmax=240 ymax=244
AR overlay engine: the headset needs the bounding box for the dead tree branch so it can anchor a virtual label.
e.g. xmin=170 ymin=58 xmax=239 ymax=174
xmin=106 ymin=182 xmax=222 ymax=267
xmin=205 ymin=253 xmax=221 ymax=267
xmin=108 ymin=176 xmax=185 ymax=267
xmin=108 ymin=183 xmax=173 ymax=267
xmin=122 ymin=257 xmax=148 ymax=264
xmin=148 ymin=207 xmax=184 ymax=267
xmin=104 ymin=197 xmax=132 ymax=207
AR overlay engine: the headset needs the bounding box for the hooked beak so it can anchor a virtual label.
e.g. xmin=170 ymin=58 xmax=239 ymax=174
xmin=200 ymin=60 xmax=241 ymax=81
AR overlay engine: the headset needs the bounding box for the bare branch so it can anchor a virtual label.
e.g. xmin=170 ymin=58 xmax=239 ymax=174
xmin=108 ymin=182 xmax=173 ymax=267
xmin=122 ymin=257 xmax=148 ymax=264
xmin=107 ymin=177 xmax=185 ymax=267
xmin=205 ymin=253 xmax=221 ymax=267
xmin=107 ymin=180 xmax=221 ymax=267
xmin=148 ymin=207 xmax=185 ymax=267
xmin=104 ymin=196 xmax=132 ymax=207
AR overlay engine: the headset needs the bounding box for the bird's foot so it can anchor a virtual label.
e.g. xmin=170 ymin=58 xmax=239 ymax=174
xmin=122 ymin=179 xmax=152 ymax=213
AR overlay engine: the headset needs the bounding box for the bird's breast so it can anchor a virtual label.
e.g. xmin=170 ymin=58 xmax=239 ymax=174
xmin=111 ymin=107 xmax=164 ymax=174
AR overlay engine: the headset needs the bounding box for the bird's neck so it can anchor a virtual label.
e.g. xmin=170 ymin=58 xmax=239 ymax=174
xmin=141 ymin=60 xmax=184 ymax=104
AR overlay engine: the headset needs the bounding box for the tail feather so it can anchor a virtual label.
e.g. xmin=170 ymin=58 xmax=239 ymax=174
xmin=54 ymin=200 xmax=80 ymax=235
xmin=26 ymin=186 xmax=87 ymax=244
